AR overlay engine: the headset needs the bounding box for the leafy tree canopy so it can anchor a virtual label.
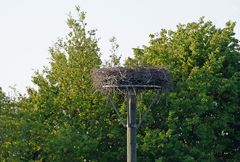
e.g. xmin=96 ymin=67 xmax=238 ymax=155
xmin=0 ymin=8 xmax=239 ymax=162
xmin=126 ymin=17 xmax=240 ymax=161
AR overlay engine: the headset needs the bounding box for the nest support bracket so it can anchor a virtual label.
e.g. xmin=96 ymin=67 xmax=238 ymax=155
xmin=108 ymin=89 xmax=161 ymax=128
xmin=108 ymin=95 xmax=127 ymax=127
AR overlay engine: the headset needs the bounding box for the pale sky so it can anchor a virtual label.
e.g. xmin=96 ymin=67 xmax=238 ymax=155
xmin=0 ymin=0 xmax=240 ymax=94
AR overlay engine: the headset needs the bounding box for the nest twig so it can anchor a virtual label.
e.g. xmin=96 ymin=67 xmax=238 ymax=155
xmin=92 ymin=67 xmax=171 ymax=93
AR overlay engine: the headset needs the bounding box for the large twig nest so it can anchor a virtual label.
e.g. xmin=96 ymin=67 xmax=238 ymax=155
xmin=92 ymin=67 xmax=171 ymax=93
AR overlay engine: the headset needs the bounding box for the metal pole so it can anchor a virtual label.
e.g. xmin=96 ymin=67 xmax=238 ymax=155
xmin=127 ymin=88 xmax=137 ymax=162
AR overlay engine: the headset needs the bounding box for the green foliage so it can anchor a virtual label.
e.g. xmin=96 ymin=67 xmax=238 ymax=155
xmin=1 ymin=8 xmax=125 ymax=161
xmin=1 ymin=10 xmax=239 ymax=162
xmin=126 ymin=18 xmax=240 ymax=161
xmin=104 ymin=36 xmax=122 ymax=67
xmin=0 ymin=88 xmax=20 ymax=161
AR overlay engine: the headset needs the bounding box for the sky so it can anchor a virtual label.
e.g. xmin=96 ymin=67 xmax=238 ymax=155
xmin=0 ymin=0 xmax=240 ymax=94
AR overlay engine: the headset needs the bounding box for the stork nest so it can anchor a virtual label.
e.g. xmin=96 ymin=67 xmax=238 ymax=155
xmin=92 ymin=67 xmax=171 ymax=93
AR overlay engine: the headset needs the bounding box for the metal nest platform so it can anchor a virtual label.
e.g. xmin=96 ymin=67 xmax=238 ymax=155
xmin=92 ymin=67 xmax=171 ymax=93
xmin=92 ymin=67 xmax=172 ymax=162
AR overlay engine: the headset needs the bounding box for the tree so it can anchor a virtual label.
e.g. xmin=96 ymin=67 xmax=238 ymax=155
xmin=104 ymin=36 xmax=122 ymax=67
xmin=0 ymin=87 xmax=20 ymax=161
xmin=1 ymin=10 xmax=239 ymax=161
xmin=11 ymin=7 xmax=126 ymax=161
xmin=0 ymin=87 xmax=11 ymax=159
xmin=126 ymin=18 xmax=240 ymax=161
